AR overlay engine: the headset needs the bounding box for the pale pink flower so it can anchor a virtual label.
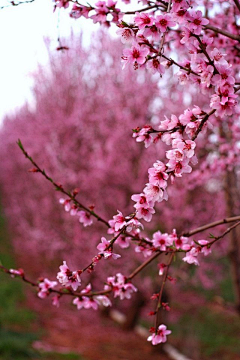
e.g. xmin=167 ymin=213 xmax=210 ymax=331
xmin=138 ymin=25 xmax=159 ymax=41
xmin=135 ymin=244 xmax=152 ymax=257
xmin=70 ymin=4 xmax=91 ymax=19
xmin=143 ymin=183 xmax=168 ymax=202
xmin=97 ymin=237 xmax=121 ymax=259
xmin=133 ymin=125 xmax=153 ymax=148
xmin=59 ymin=198 xmax=71 ymax=212
xmin=112 ymin=210 xmax=127 ymax=231
xmin=57 ymin=261 xmax=81 ymax=291
xmin=115 ymin=235 xmax=130 ymax=248
xmin=9 ymin=268 xmax=24 ymax=276
xmin=95 ymin=295 xmax=112 ymax=307
xmin=38 ymin=278 xmax=58 ymax=299
xmin=78 ymin=211 xmax=93 ymax=227
xmin=152 ymin=231 xmax=172 ymax=251
xmin=52 ymin=295 xmax=60 ymax=307
xmin=147 ymin=324 xmax=171 ymax=345
xmin=158 ymin=263 xmax=166 ymax=276
xmin=182 ymin=247 xmax=199 ymax=265
xmin=198 ymin=240 xmax=212 ymax=256
xmin=107 ymin=273 xmax=137 ymax=300
xmin=116 ymin=27 xmax=134 ymax=44
xmin=91 ymin=1 xmax=108 ymax=24
xmin=147 ymin=59 xmax=165 ymax=75
xmin=73 ymin=297 xmax=99 ymax=310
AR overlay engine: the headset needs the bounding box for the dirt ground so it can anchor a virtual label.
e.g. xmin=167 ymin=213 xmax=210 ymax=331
xmin=28 ymin=294 xmax=170 ymax=360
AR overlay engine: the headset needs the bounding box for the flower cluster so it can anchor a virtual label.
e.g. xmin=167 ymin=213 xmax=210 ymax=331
xmin=57 ymin=261 xmax=82 ymax=291
xmin=106 ymin=273 xmax=137 ymax=300
xmin=73 ymin=283 xmax=111 ymax=310
xmin=59 ymin=198 xmax=93 ymax=227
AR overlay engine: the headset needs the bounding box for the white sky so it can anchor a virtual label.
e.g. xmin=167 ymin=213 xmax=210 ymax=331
xmin=0 ymin=0 xmax=99 ymax=121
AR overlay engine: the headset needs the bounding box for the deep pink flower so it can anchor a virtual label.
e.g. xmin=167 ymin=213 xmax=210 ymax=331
xmin=122 ymin=45 xmax=149 ymax=68
xmin=134 ymin=12 xmax=154 ymax=29
xmin=155 ymin=14 xmax=176 ymax=32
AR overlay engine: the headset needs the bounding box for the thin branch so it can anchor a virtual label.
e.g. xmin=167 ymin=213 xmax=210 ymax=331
xmin=208 ymin=220 xmax=240 ymax=247
xmin=233 ymin=0 xmax=240 ymax=13
xmin=182 ymin=215 xmax=240 ymax=237
xmin=155 ymin=252 xmax=174 ymax=329
xmin=191 ymin=109 xmax=216 ymax=141
xmin=127 ymin=251 xmax=161 ymax=280
xmin=205 ymin=24 xmax=240 ymax=42
xmin=124 ymin=5 xmax=160 ymax=15
xmin=17 ymin=140 xmax=110 ymax=228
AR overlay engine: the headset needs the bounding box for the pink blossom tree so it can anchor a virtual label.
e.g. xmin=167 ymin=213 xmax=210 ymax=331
xmin=1 ymin=0 xmax=240 ymax=348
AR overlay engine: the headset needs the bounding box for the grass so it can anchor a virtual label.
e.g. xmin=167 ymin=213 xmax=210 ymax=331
xmin=0 ymin=206 xmax=85 ymax=360
xmin=170 ymin=306 xmax=240 ymax=360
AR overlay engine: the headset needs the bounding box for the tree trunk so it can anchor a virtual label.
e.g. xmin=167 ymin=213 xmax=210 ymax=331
xmin=224 ymin=170 xmax=240 ymax=313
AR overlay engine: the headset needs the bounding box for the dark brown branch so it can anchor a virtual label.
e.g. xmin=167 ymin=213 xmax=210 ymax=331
xmin=233 ymin=0 xmax=240 ymax=14
xmin=191 ymin=109 xmax=216 ymax=141
xmin=205 ymin=24 xmax=240 ymax=42
xmin=182 ymin=215 xmax=240 ymax=237
xmin=17 ymin=140 xmax=110 ymax=228
xmin=128 ymin=251 xmax=161 ymax=280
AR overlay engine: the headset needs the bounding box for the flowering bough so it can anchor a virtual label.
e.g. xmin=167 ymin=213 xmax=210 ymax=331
xmin=0 ymin=141 xmax=239 ymax=345
xmin=1 ymin=0 xmax=240 ymax=348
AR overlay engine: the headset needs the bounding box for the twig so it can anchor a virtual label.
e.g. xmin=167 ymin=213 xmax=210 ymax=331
xmin=205 ymin=24 xmax=240 ymax=42
xmin=182 ymin=215 xmax=240 ymax=237
xmin=17 ymin=140 xmax=110 ymax=228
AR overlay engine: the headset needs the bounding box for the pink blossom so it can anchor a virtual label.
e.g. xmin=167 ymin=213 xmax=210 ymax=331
xmin=138 ymin=25 xmax=159 ymax=41
xmin=122 ymin=45 xmax=149 ymax=68
xmin=38 ymin=278 xmax=58 ymax=299
xmin=70 ymin=4 xmax=91 ymax=19
xmin=73 ymin=296 xmax=99 ymax=310
xmin=147 ymin=59 xmax=165 ymax=75
xmin=78 ymin=211 xmax=93 ymax=227
xmin=152 ymin=231 xmax=172 ymax=251
xmin=54 ymin=0 xmax=69 ymax=10
xmin=147 ymin=324 xmax=171 ymax=345
xmin=9 ymin=268 xmax=24 ymax=276
xmin=97 ymin=237 xmax=121 ymax=259
xmin=198 ymin=240 xmax=212 ymax=256
xmin=111 ymin=210 xmax=127 ymax=231
xmin=158 ymin=263 xmax=166 ymax=276
xmin=116 ymin=27 xmax=134 ymax=44
xmin=115 ymin=235 xmax=130 ymax=248
xmin=52 ymin=295 xmax=60 ymax=307
xmin=59 ymin=198 xmax=71 ymax=212
xmin=135 ymin=244 xmax=152 ymax=257
xmin=132 ymin=125 xmax=153 ymax=148
xmin=182 ymin=247 xmax=199 ymax=266
xmin=56 ymin=261 xmax=81 ymax=291
xmin=91 ymin=1 xmax=108 ymax=24
xmin=155 ymin=14 xmax=176 ymax=32
xmin=175 ymin=236 xmax=190 ymax=250
xmin=134 ymin=12 xmax=154 ymax=29
xmin=106 ymin=273 xmax=137 ymax=300
xmin=166 ymin=157 xmax=192 ymax=177
xmin=95 ymin=295 xmax=112 ymax=307
xmin=186 ymin=10 xmax=209 ymax=35
xmin=135 ymin=205 xmax=155 ymax=222
xmin=148 ymin=163 xmax=168 ymax=188
xmin=143 ymin=183 xmax=168 ymax=202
